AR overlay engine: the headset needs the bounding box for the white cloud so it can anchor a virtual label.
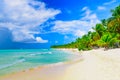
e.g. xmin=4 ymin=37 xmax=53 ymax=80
xmin=75 ymin=30 xmax=86 ymax=37
xmin=103 ymin=0 xmax=116 ymax=5
xmin=53 ymin=20 xmax=81 ymax=33
xmin=81 ymin=7 xmax=91 ymax=17
xmin=0 ymin=0 xmax=60 ymax=43
xmin=64 ymin=35 xmax=69 ymax=39
xmin=89 ymin=28 xmax=95 ymax=32
xmin=81 ymin=7 xmax=88 ymax=11
xmin=98 ymin=6 xmax=106 ymax=10
xmin=35 ymin=37 xmax=48 ymax=43
xmin=52 ymin=20 xmax=90 ymax=37
xmin=52 ymin=7 xmax=100 ymax=37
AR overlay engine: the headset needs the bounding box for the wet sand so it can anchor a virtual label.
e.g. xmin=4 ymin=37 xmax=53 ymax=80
xmin=0 ymin=48 xmax=120 ymax=80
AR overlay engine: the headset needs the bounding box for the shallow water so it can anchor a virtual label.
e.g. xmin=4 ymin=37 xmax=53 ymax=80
xmin=0 ymin=49 xmax=79 ymax=75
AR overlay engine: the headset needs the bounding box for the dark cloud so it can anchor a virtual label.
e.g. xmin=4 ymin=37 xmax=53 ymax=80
xmin=0 ymin=27 xmax=50 ymax=49
xmin=0 ymin=27 xmax=13 ymax=49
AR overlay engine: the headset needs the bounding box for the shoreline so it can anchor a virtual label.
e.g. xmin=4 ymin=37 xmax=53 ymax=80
xmin=1 ymin=48 xmax=120 ymax=80
xmin=0 ymin=49 xmax=83 ymax=77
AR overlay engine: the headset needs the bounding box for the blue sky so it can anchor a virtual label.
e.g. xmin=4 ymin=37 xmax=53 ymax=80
xmin=0 ymin=0 xmax=120 ymax=49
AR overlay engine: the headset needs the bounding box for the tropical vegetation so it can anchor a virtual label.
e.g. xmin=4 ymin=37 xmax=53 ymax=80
xmin=51 ymin=5 xmax=120 ymax=51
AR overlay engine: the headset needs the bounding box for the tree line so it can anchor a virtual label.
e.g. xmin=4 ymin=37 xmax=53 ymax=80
xmin=51 ymin=5 xmax=120 ymax=51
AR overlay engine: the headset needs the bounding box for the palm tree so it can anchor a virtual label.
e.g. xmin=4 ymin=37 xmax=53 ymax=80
xmin=101 ymin=19 xmax=108 ymax=27
xmin=92 ymin=32 xmax=100 ymax=41
xmin=107 ymin=17 xmax=120 ymax=33
xmin=111 ymin=5 xmax=120 ymax=17
xmin=97 ymin=33 xmax=119 ymax=49
xmin=107 ymin=5 xmax=120 ymax=33
xmin=93 ymin=24 xmax=106 ymax=37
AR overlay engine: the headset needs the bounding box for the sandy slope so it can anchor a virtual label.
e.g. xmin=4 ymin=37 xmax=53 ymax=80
xmin=64 ymin=49 xmax=120 ymax=80
xmin=0 ymin=48 xmax=120 ymax=80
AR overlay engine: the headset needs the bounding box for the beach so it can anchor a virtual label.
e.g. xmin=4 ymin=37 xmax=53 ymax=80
xmin=0 ymin=48 xmax=120 ymax=80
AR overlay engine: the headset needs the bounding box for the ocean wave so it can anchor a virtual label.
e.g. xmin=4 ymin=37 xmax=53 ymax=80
xmin=0 ymin=59 xmax=25 ymax=69
xmin=39 ymin=52 xmax=52 ymax=54
xmin=29 ymin=53 xmax=36 ymax=56
xmin=48 ymin=52 xmax=52 ymax=54
xmin=29 ymin=52 xmax=52 ymax=56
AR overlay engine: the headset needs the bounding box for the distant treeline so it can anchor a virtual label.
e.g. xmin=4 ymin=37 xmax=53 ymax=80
xmin=51 ymin=5 xmax=120 ymax=51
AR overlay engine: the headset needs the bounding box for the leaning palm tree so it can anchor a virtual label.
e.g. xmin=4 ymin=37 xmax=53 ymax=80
xmin=101 ymin=19 xmax=108 ymax=27
xmin=107 ymin=5 xmax=120 ymax=33
xmin=78 ymin=34 xmax=92 ymax=50
xmin=107 ymin=17 xmax=120 ymax=33
xmin=93 ymin=24 xmax=106 ymax=37
xmin=97 ymin=33 xmax=119 ymax=49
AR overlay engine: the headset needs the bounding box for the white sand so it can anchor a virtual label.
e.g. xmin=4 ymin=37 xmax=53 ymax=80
xmin=0 ymin=48 xmax=120 ymax=80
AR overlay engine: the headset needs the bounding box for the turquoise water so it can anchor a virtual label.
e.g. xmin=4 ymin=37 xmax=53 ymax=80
xmin=0 ymin=49 xmax=78 ymax=75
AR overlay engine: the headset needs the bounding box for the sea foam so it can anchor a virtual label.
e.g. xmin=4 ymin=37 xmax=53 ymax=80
xmin=0 ymin=59 xmax=25 ymax=69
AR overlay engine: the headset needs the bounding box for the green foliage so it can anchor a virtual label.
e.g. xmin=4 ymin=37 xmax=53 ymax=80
xmin=78 ymin=34 xmax=92 ymax=50
xmin=51 ymin=5 xmax=120 ymax=50
xmin=108 ymin=5 xmax=120 ymax=33
xmin=93 ymin=24 xmax=106 ymax=37
xmin=111 ymin=5 xmax=120 ymax=17
xmin=97 ymin=33 xmax=119 ymax=48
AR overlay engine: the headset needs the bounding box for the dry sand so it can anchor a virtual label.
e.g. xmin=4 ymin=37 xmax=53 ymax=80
xmin=0 ymin=48 xmax=120 ymax=80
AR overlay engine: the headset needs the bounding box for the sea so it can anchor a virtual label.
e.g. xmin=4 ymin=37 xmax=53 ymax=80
xmin=0 ymin=49 xmax=79 ymax=75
